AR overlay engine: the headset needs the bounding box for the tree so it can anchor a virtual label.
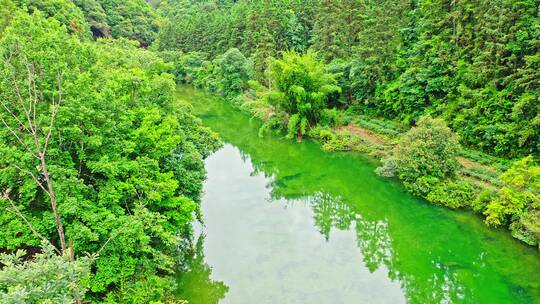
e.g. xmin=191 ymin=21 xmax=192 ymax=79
xmin=13 ymin=0 xmax=91 ymax=38
xmin=311 ymin=0 xmax=362 ymax=62
xmin=95 ymin=0 xmax=160 ymax=46
xmin=0 ymin=10 xmax=82 ymax=253
xmin=264 ymin=51 xmax=341 ymax=140
xmin=0 ymin=11 xmax=220 ymax=302
xmin=218 ymin=48 xmax=252 ymax=98
xmin=0 ymin=0 xmax=15 ymax=38
xmin=349 ymin=0 xmax=409 ymax=102
xmin=484 ymin=156 xmax=540 ymax=247
xmin=0 ymin=243 xmax=90 ymax=303
xmin=377 ymin=116 xmax=461 ymax=195
xmin=72 ymin=0 xmax=111 ymax=38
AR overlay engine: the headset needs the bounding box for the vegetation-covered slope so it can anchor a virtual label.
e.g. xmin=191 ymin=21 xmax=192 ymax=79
xmin=0 ymin=1 xmax=219 ymax=302
xmin=157 ymin=0 xmax=539 ymax=158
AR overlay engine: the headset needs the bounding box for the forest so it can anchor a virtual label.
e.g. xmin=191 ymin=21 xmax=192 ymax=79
xmin=0 ymin=0 xmax=539 ymax=303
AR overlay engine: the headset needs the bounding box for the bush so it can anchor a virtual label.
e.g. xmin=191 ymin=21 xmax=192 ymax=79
xmin=471 ymin=189 xmax=496 ymax=213
xmin=426 ymin=180 xmax=475 ymax=209
xmin=375 ymin=158 xmax=398 ymax=178
xmin=309 ymin=126 xmax=366 ymax=152
xmin=319 ymin=108 xmax=346 ymax=128
xmin=321 ymin=133 xmax=362 ymax=152
xmin=404 ymin=176 xmax=440 ymax=197
xmin=397 ymin=116 xmax=460 ymax=183
xmin=265 ymin=51 xmax=341 ymax=139
xmin=308 ymin=125 xmax=335 ymax=141
xmin=484 ymin=156 xmax=539 ymax=230
xmin=0 ymin=243 xmax=90 ymax=303
xmin=377 ymin=116 xmax=461 ymax=195
xmin=510 ymin=202 xmax=540 ymax=248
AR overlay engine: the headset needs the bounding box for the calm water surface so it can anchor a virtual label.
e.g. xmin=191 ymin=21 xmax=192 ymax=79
xmin=175 ymin=86 xmax=540 ymax=304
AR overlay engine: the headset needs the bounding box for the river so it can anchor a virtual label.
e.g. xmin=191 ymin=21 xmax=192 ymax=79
xmin=174 ymin=86 xmax=540 ymax=304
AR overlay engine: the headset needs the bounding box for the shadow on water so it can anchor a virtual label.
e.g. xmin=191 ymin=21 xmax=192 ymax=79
xmin=176 ymin=85 xmax=540 ymax=304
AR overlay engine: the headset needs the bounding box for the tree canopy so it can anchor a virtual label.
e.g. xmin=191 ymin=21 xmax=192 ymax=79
xmin=0 ymin=7 xmax=219 ymax=302
xmin=156 ymin=0 xmax=540 ymax=158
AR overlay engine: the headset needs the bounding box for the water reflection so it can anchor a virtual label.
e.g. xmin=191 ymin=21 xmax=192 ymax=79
xmin=309 ymin=192 xmax=355 ymax=240
xmin=176 ymin=234 xmax=229 ymax=303
xmin=308 ymin=192 xmax=469 ymax=303
xmin=203 ymin=143 xmax=539 ymax=303
xmin=355 ymin=218 xmax=394 ymax=275
xmin=178 ymin=86 xmax=540 ymax=303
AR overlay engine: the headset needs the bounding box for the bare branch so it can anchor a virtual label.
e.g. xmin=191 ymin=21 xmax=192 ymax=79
xmin=0 ymin=98 xmax=32 ymax=134
xmin=31 ymin=64 xmax=38 ymax=135
xmin=43 ymin=73 xmax=62 ymax=155
xmin=2 ymin=55 xmax=67 ymax=253
xmin=0 ymin=116 xmax=38 ymax=158
xmin=4 ymin=58 xmax=35 ymax=136
xmin=94 ymin=221 xmax=130 ymax=257
xmin=11 ymin=164 xmax=50 ymax=196
xmin=1 ymin=189 xmax=61 ymax=255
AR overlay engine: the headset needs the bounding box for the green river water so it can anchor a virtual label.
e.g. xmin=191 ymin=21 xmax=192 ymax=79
xmin=175 ymin=86 xmax=540 ymax=304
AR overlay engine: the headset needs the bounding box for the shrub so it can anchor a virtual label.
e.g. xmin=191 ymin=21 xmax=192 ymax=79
xmin=396 ymin=116 xmax=460 ymax=183
xmin=321 ymin=133 xmax=362 ymax=152
xmin=319 ymin=108 xmax=346 ymax=128
xmin=265 ymin=51 xmax=341 ymax=140
xmin=0 ymin=243 xmax=90 ymax=303
xmin=426 ymin=180 xmax=475 ymax=209
xmin=375 ymin=158 xmax=398 ymax=178
xmin=484 ymin=156 xmax=539 ymax=229
xmin=471 ymin=189 xmax=496 ymax=213
xmin=404 ymin=176 xmax=440 ymax=197
xmin=510 ymin=202 xmax=540 ymax=248
xmin=377 ymin=116 xmax=461 ymax=195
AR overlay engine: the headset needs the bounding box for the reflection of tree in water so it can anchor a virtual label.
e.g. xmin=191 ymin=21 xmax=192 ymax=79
xmin=308 ymin=192 xmax=355 ymax=240
xmin=400 ymin=259 xmax=468 ymax=304
xmin=304 ymin=191 xmax=394 ymax=273
xmin=355 ymin=217 xmax=395 ymax=277
xmin=176 ymin=234 xmax=229 ymax=304
xmin=307 ymin=191 xmax=470 ymax=304
xmin=233 ymin=145 xmax=473 ymax=303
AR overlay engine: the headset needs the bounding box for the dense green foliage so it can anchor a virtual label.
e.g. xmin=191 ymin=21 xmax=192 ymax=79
xmin=156 ymin=0 xmax=540 ymax=158
xmin=161 ymin=48 xmax=253 ymax=100
xmin=483 ymin=156 xmax=540 ymax=248
xmin=14 ymin=0 xmax=90 ymax=38
xmin=264 ymin=51 xmax=341 ymax=139
xmin=8 ymin=0 xmax=160 ymax=45
xmin=0 ymin=243 xmax=90 ymax=303
xmin=74 ymin=0 xmax=161 ymax=46
xmin=0 ymin=4 xmax=219 ymax=303
xmin=377 ymin=116 xmax=474 ymax=208
xmin=0 ymin=0 xmax=15 ymax=38
xmin=92 ymin=0 xmax=160 ymax=46
xmin=379 ymin=117 xmax=461 ymax=190
xmin=0 ymin=0 xmax=539 ymax=301
xmin=153 ymin=0 xmax=540 ymax=250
